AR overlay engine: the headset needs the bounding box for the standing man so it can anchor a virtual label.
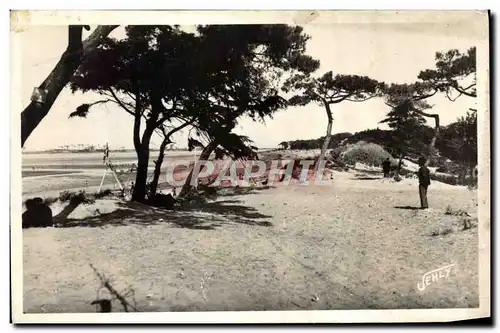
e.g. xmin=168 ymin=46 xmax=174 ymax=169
xmin=417 ymin=156 xmax=431 ymax=209
xmin=382 ymin=158 xmax=391 ymax=178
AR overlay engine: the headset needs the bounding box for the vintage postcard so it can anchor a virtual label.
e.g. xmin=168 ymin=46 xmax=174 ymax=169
xmin=10 ymin=10 xmax=490 ymax=324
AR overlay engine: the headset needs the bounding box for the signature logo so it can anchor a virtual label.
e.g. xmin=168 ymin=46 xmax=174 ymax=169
xmin=417 ymin=263 xmax=455 ymax=291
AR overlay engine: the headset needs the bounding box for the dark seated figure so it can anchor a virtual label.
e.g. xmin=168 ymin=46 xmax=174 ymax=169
xmin=22 ymin=197 xmax=53 ymax=229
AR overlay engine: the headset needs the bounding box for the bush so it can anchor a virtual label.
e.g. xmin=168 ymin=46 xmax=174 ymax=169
xmin=329 ymin=145 xmax=345 ymax=160
xmin=341 ymin=141 xmax=393 ymax=166
xmin=445 ymin=205 xmax=469 ymax=216
xmin=431 ymin=155 xmax=454 ymax=173
xmin=289 ymin=157 xmax=317 ymax=179
xmin=58 ymin=190 xmax=95 ymax=205
xmin=399 ymin=167 xmax=413 ymax=176
xmin=436 ymin=166 xmax=448 ymax=173
xmin=94 ymin=189 xmax=113 ymax=199
xmin=430 ymin=173 xmax=458 ymax=185
xmin=177 ymin=189 xmax=209 ymax=207
xmin=328 ymin=146 xmax=348 ymax=168
xmin=42 ymin=197 xmax=58 ymax=206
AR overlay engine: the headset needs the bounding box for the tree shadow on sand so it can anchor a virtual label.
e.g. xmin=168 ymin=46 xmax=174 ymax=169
xmin=181 ymin=199 xmax=273 ymax=226
xmin=349 ymin=172 xmax=383 ymax=181
xmin=350 ymin=176 xmax=381 ymax=180
xmin=215 ymin=185 xmax=276 ymax=198
xmin=56 ymin=199 xmax=273 ymax=230
xmin=352 ymin=168 xmax=381 ymax=175
xmin=394 ymin=205 xmax=421 ymax=210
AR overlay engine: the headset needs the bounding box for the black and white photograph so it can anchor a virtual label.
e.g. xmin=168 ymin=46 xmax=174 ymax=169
xmin=10 ymin=10 xmax=490 ymax=324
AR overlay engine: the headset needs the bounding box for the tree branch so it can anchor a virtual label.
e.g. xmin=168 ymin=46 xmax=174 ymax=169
xmin=413 ymin=109 xmax=440 ymax=128
xmin=165 ymin=119 xmax=195 ymax=139
xmin=412 ymin=89 xmax=438 ymax=101
xmin=125 ymin=91 xmax=137 ymax=101
xmin=155 ymin=102 xmax=180 ymax=127
xmin=345 ymin=95 xmax=377 ymax=102
xmin=108 ymin=88 xmax=135 ymax=115
xmin=326 ymin=94 xmax=352 ymax=104
xmin=87 ymin=99 xmax=111 ymax=108
xmin=454 ymin=83 xmax=477 ymax=97
xmin=445 ymin=89 xmax=463 ymax=102
xmin=90 ymin=264 xmax=138 ymax=312
xmin=132 ymin=88 xmax=142 ymax=152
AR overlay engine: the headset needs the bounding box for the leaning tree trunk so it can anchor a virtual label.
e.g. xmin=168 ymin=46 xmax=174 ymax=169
xmin=397 ymin=153 xmax=405 ymax=175
xmin=428 ymin=119 xmax=440 ymax=162
xmin=179 ymin=140 xmax=219 ymax=198
xmin=414 ymin=110 xmax=440 ymax=159
xmin=318 ymin=103 xmax=333 ymax=165
xmin=148 ymin=137 xmax=170 ymax=198
xmin=430 ymin=124 xmax=440 ymax=150
xmin=20 ymin=25 xmax=118 ymax=147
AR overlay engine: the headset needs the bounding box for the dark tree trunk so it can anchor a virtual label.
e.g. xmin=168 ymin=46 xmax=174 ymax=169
xmin=179 ymin=140 xmax=219 ymax=198
xmin=148 ymin=137 xmax=170 ymax=198
xmin=131 ymin=125 xmax=155 ymax=203
xmin=20 ymin=25 xmax=118 ymax=147
xmin=397 ymin=153 xmax=405 ymax=174
xmin=319 ymin=103 xmax=333 ymax=164
xmin=147 ymin=120 xmax=193 ymax=198
xmin=131 ymin=147 xmax=150 ymax=202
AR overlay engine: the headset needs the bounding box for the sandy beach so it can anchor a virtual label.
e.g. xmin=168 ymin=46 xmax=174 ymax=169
xmin=22 ymin=164 xmax=479 ymax=312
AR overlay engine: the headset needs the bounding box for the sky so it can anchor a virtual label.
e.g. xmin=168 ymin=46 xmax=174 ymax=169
xmin=16 ymin=20 xmax=479 ymax=151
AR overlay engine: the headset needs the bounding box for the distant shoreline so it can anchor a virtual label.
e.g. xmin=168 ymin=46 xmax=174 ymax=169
xmin=23 ymin=148 xmax=276 ymax=154
xmin=22 ymin=149 xmax=185 ymax=154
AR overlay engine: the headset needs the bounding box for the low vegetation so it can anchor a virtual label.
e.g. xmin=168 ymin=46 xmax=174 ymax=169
xmin=333 ymin=141 xmax=395 ymax=167
xmin=33 ymin=190 xmax=116 ymax=209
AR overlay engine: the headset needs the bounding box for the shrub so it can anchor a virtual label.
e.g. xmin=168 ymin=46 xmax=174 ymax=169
xmin=445 ymin=205 xmax=469 ymax=216
xmin=430 ymin=173 xmax=458 ymax=185
xmin=341 ymin=141 xmax=393 ymax=166
xmin=94 ymin=189 xmax=113 ymax=199
xmin=432 ymin=155 xmax=457 ymax=173
xmin=177 ymin=189 xmax=209 ymax=207
xmin=58 ymin=190 xmax=73 ymax=202
xmin=328 ymin=146 xmax=348 ymax=168
xmin=58 ymin=190 xmax=95 ymax=205
xmin=42 ymin=197 xmax=58 ymax=206
xmin=289 ymin=157 xmax=317 ymax=179
xmin=443 ymin=206 xmax=476 ymax=231
xmin=467 ymin=181 xmax=478 ymax=191
xmin=430 ymin=227 xmax=453 ymax=237
xmin=436 ymin=166 xmax=448 ymax=173
xmin=329 ymin=145 xmax=346 ymax=160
